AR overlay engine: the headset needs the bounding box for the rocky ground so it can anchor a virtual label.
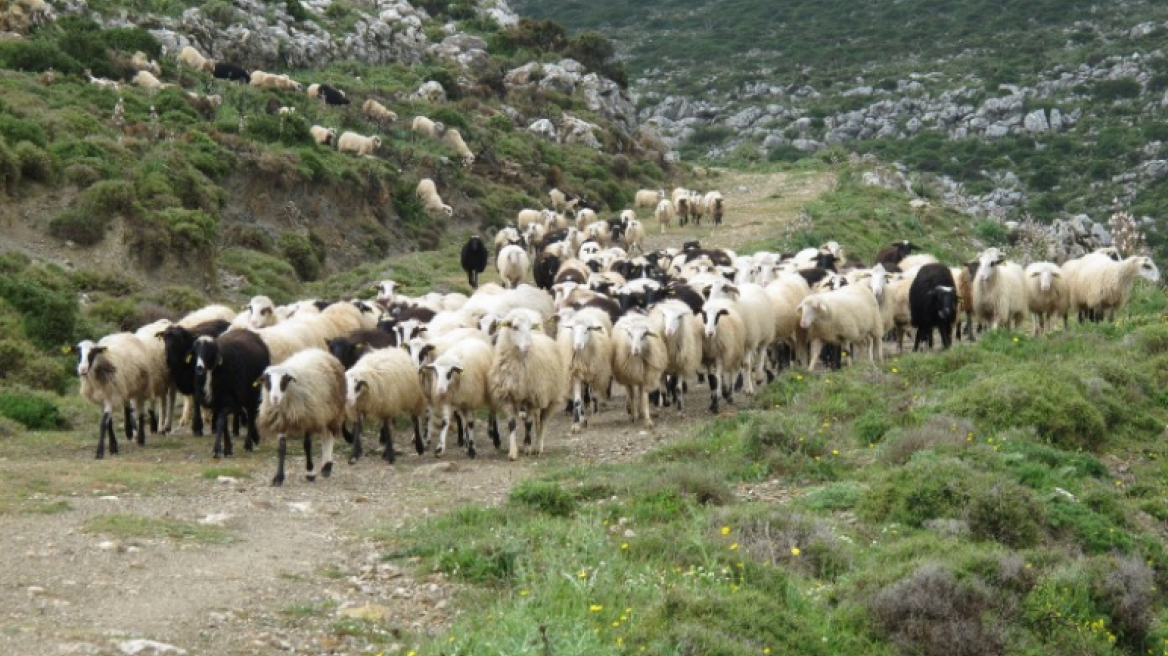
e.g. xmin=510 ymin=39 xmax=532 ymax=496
xmin=0 ymin=170 xmax=831 ymax=656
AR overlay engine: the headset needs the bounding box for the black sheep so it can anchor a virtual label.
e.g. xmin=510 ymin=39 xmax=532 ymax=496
xmin=192 ymin=330 xmax=270 ymax=458
xmin=572 ymin=296 xmax=623 ymax=325
xmin=264 ymin=98 xmax=281 ymax=115
xmin=682 ymin=240 xmax=702 ymax=252
xmin=663 ymin=282 xmax=704 ymax=314
xmin=317 ymin=83 xmax=350 ymax=106
xmin=797 ymin=268 xmax=833 ymax=288
xmin=533 ymin=253 xmax=560 ymax=290
xmin=460 ymin=235 xmax=488 ymax=288
xmin=875 ymin=240 xmax=916 ymax=268
xmin=909 ymin=264 xmax=959 ymax=351
xmin=683 ymin=248 xmax=733 ymax=267
xmin=554 ymin=266 xmax=588 ymax=286
xmin=815 ymin=252 xmax=839 ymax=272
xmin=212 ymin=62 xmax=250 ymax=83
xmin=159 ymin=320 xmax=230 ymax=436
xmin=327 ymin=330 xmax=397 ymax=370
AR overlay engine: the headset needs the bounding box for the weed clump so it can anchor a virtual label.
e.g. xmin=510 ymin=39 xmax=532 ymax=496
xmin=509 ymin=480 xmax=578 ymax=517
xmin=870 ymin=564 xmax=1003 ymax=656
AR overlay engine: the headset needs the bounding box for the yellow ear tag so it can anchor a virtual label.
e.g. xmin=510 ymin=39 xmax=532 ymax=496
xmin=60 ymin=345 xmax=72 ymax=354
xmin=185 ymin=354 xmax=193 ymax=363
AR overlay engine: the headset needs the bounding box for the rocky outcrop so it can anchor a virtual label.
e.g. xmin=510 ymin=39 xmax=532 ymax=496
xmin=506 ymin=59 xmax=637 ymax=131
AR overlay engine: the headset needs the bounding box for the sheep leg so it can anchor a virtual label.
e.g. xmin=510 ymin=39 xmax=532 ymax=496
xmin=523 ymin=413 xmax=534 ymax=452
xmin=96 ymin=404 xmax=113 ymax=459
xmin=807 ymin=339 xmax=823 ymax=372
xmin=571 ymin=379 xmax=583 ymax=433
xmin=640 ymin=386 xmax=653 ymax=428
xmin=244 ymin=411 xmax=259 ymax=452
xmin=349 ymin=421 xmax=363 ymax=465
xmin=162 ymin=388 xmax=176 ymax=434
xmin=191 ymin=397 xmax=204 ymax=436
xmin=413 ymin=416 xmax=426 ymax=455
xmin=489 ymin=412 xmax=501 ymax=449
xmin=212 ymin=411 xmax=227 ymax=459
xmin=304 ymin=434 xmax=316 ymax=481
xmin=321 ymin=433 xmax=334 ymax=479
xmin=466 ymin=415 xmax=477 ymax=459
xmin=506 ymin=409 xmax=520 ymax=461
xmin=136 ymin=403 xmax=148 ymax=446
xmin=710 ymin=360 xmax=722 ymax=414
xmin=123 ymin=403 xmax=136 ymax=440
xmin=436 ymin=405 xmax=452 ymax=457
xmin=455 ymin=412 xmax=465 ymax=447
xmin=272 ymin=434 xmax=287 ymax=486
xmin=148 ymin=405 xmax=158 ymax=435
xmin=380 ymin=421 xmax=396 ymax=464
xmin=536 ymin=406 xmax=551 ymax=456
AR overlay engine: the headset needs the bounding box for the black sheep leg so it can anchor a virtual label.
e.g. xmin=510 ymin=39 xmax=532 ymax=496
xmin=489 ymin=412 xmax=501 ymax=449
xmin=95 ymin=410 xmax=111 ymax=459
xmin=272 ymin=435 xmax=287 ymax=486
xmin=413 ymin=416 xmax=424 ymax=456
xmin=244 ymin=410 xmax=259 ymax=452
xmin=381 ymin=422 xmax=395 ymax=464
xmin=349 ymin=420 xmax=363 ymax=465
xmin=123 ymin=403 xmax=136 ymax=439
xmin=304 ymin=434 xmax=316 ymax=481
xmin=212 ymin=411 xmax=228 ymax=459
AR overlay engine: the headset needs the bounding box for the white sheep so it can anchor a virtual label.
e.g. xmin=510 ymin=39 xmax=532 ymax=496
xmin=74 ymin=334 xmax=154 ymax=458
xmin=699 ymin=299 xmax=747 ymax=413
xmin=277 ymin=106 xmax=296 ymax=116
xmin=648 ymin=301 xmax=703 ymax=411
xmin=575 ymin=208 xmax=599 ymax=229
xmin=489 ymin=310 xmax=566 ymax=460
xmin=177 ymin=45 xmax=213 ymax=73
xmin=1024 ymin=262 xmax=1069 ymax=336
xmin=899 ymin=253 xmax=939 ymax=271
xmin=634 ymin=188 xmax=664 ymax=209
xmin=310 ymin=125 xmax=336 ymax=147
xmin=1068 ymin=254 xmax=1160 ymax=322
xmin=461 ymin=284 xmax=554 ymax=326
xmin=363 ymin=99 xmax=398 ymax=127
xmin=797 ymin=284 xmax=884 ymax=371
xmin=130 ymin=51 xmax=161 ymax=76
xmin=258 ymin=348 xmax=346 ymax=486
xmin=132 ymin=70 xmax=170 ymax=90
xmin=245 ymin=295 xmax=280 ymax=331
xmin=410 ymin=115 xmax=445 ymax=139
xmin=623 ymin=219 xmax=645 ymax=255
xmin=764 ymin=272 xmax=811 ymax=367
xmin=444 ymin=128 xmax=475 ymax=168
xmin=706 ymin=279 xmax=776 ymax=393
xmin=655 ymin=199 xmax=675 ymax=234
xmin=549 ymin=188 xmax=579 ymax=211
xmin=610 ymin=314 xmax=667 ymax=428
xmin=971 ymin=248 xmax=1027 ymax=331
xmin=134 ymin=319 xmax=176 ymax=435
xmin=178 ymin=304 xmax=237 ymax=328
xmin=420 ymin=339 xmax=496 ymax=458
xmin=345 ymin=347 xmax=427 ymax=463
xmin=337 ymin=132 xmax=382 ymax=157
xmin=87 ymin=71 xmax=121 ymax=91
xmin=496 ymin=244 xmax=530 ymax=289
xmin=557 ymin=310 xmax=614 ymax=433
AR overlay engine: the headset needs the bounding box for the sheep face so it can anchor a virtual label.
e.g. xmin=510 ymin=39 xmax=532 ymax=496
xmin=344 ymin=375 xmax=367 ymax=409
xmin=425 ymin=357 xmax=465 ymax=397
xmin=930 ymin=286 xmax=958 ymax=320
xmin=798 ymin=299 xmax=822 ymax=330
xmin=1028 ymin=266 xmax=1059 ymax=292
xmin=659 ymin=306 xmax=687 ymax=337
xmin=701 ymin=308 xmax=732 ymax=338
xmin=73 ymin=340 xmax=104 ymax=377
xmin=247 ymin=297 xmax=277 ymax=330
xmin=869 ymin=264 xmax=889 ymax=301
xmin=975 ymin=248 xmax=1005 ymax=283
xmin=373 ymin=280 xmax=398 ymax=304
xmin=620 ymin=321 xmax=654 ymax=356
xmin=1136 ymin=257 xmax=1161 ymax=283
xmin=568 ymin=319 xmax=603 ymax=353
xmin=261 ymin=369 xmax=296 ymax=407
xmin=502 ymin=315 xmax=537 ymax=354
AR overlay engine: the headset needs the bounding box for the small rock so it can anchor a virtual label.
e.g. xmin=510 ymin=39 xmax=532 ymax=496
xmin=216 ymin=476 xmax=237 ymax=484
xmin=117 ymin=639 xmax=187 ymax=655
xmin=27 ymin=586 xmax=46 ymax=596
xmin=97 ymin=541 xmax=119 ymax=552
xmin=353 ymin=495 xmax=370 ymax=503
xmin=287 ymin=502 xmax=312 ymax=513
xmin=338 ymin=603 xmax=393 ymax=621
xmin=99 ymin=496 xmax=119 ymax=501
xmin=198 ymin=513 xmax=232 ymax=526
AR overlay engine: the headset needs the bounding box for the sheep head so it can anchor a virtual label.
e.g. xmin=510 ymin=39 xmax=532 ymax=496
xmin=373 ymin=280 xmax=399 ymax=304
xmin=798 ymin=298 xmax=823 ymax=330
xmin=929 ymin=286 xmax=958 ymax=320
xmin=1134 ymin=257 xmax=1161 ymax=283
xmin=344 ymin=375 xmax=367 ymax=409
xmin=424 ymin=356 xmax=464 ymax=397
xmin=248 ymin=295 xmax=277 ymax=330
xmin=569 ymin=318 xmax=604 ymax=353
xmin=975 ymin=248 xmax=1005 ymax=283
xmin=701 ymin=308 xmax=732 ymax=338
xmin=620 ymin=320 xmax=655 ymax=356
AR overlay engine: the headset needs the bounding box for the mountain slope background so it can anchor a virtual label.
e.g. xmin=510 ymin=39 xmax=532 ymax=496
xmin=516 ymin=0 xmax=1168 ymax=259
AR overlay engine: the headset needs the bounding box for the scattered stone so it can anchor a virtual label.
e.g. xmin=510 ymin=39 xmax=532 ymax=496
xmin=338 ymin=603 xmax=393 ymax=621
xmin=215 ymin=476 xmax=237 ymax=484
xmin=287 ymin=502 xmax=312 ymax=514
xmin=117 ymin=639 xmax=187 ymax=656
xmin=198 ymin=513 xmax=232 ymax=526
xmin=97 ymin=541 xmax=119 ymax=552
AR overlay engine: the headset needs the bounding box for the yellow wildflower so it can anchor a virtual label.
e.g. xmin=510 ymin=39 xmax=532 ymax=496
xmin=589 ymin=604 xmax=603 ymax=612
xmin=721 ymin=526 xmax=731 ymax=536
xmin=730 ymin=542 xmax=739 ymax=551
xmin=791 ymin=547 xmax=801 ymax=556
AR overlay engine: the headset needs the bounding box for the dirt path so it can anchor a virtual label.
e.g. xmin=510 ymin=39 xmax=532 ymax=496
xmin=0 ymin=169 xmax=834 ymax=656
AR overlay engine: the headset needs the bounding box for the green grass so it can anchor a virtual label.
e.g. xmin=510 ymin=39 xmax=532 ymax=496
xmin=85 ymin=513 xmax=234 ymax=544
xmin=374 ymin=291 xmax=1168 ymax=655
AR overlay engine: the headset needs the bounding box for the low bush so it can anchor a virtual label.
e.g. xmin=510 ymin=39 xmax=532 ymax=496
xmin=0 ymin=389 xmax=65 ymax=430
xmin=509 ymin=480 xmax=578 ymax=517
xmin=14 ymin=142 xmax=53 ymax=183
xmin=870 ymin=564 xmax=1003 ymax=656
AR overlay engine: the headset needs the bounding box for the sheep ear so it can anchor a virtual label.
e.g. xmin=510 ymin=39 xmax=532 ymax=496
xmin=1028 ymin=271 xmax=1040 ymax=277
xmin=155 ymin=331 xmax=166 ymax=339
xmin=92 ymin=346 xmax=108 ymax=355
xmin=355 ymin=343 xmax=365 ymax=350
xmin=354 ymin=380 xmax=367 ymax=393
xmin=451 ymin=366 xmax=463 ymax=374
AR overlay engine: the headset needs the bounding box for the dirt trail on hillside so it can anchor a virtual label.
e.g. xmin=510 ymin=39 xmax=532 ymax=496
xmin=0 ymin=170 xmax=834 ymax=656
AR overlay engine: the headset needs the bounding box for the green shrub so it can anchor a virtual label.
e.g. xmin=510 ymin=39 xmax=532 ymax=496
xmin=0 ymin=137 xmax=18 ymax=190
xmin=0 ymin=339 xmax=70 ymax=394
xmin=431 ymin=107 xmax=470 ymax=132
xmin=1093 ymin=78 xmax=1141 ymax=101
xmin=0 ymin=114 xmax=48 ymax=148
xmin=870 ymin=564 xmax=1003 ymax=656
xmin=509 ymin=480 xmax=578 ymax=517
xmin=152 ymin=208 xmax=219 ymax=251
xmin=279 ymin=232 xmax=324 ymax=282
xmin=246 ymin=114 xmax=313 ymax=147
xmin=14 ymin=142 xmax=53 ymax=183
xmin=0 ymin=389 xmax=64 ymax=430
xmin=974 ymin=219 xmax=1008 ymax=246
xmin=101 ymin=27 xmax=162 ymax=57
xmin=49 ymin=210 xmax=108 ymax=246
xmin=0 ymin=39 xmax=83 ymax=74
xmin=945 ymin=369 xmax=1106 ymax=450
xmin=0 ymin=269 xmax=79 ymax=350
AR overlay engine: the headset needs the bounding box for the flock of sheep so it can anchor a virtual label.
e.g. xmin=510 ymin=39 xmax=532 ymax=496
xmin=67 ymin=175 xmax=1159 ymax=486
xmin=83 ymin=44 xmax=472 ymax=165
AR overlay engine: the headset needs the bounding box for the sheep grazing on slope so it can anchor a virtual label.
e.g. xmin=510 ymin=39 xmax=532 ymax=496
xmin=875 ymin=240 xmax=917 ymax=270
xmin=1024 ymin=262 xmax=1069 ymax=335
xmin=212 ymin=62 xmax=250 ymax=83
xmin=970 ymin=247 xmax=1027 ymax=331
xmin=362 ymin=99 xmax=398 ymax=127
xmin=655 ymin=199 xmax=675 ymax=234
xmin=259 ymin=348 xmax=347 ymax=486
xmin=410 ymin=115 xmax=445 ymax=139
xmin=132 ymin=70 xmax=170 ymax=90
xmin=444 ymin=128 xmax=475 ymax=168
xmin=337 ymin=132 xmax=382 ymax=157
xmin=421 ymin=339 xmax=496 ymax=458
xmin=73 ymin=334 xmax=154 ymax=458
xmin=797 ymin=284 xmax=884 ymax=371
xmin=192 ymin=330 xmax=270 ymax=458
xmin=649 ymin=301 xmax=703 ymax=411
xmin=496 ymin=244 xmax=530 ymax=289
xmin=177 ymin=45 xmax=214 ymax=73
xmin=489 ymin=311 xmax=565 ymax=461
xmin=309 ymin=83 xmax=349 ymax=106
xmin=310 ymin=125 xmax=336 ymax=146
xmin=344 ymin=348 xmax=426 ymax=464
xmin=1068 ymin=254 xmax=1160 ymax=323
xmin=699 ymin=299 xmax=747 ymax=413
xmin=130 ymin=51 xmax=160 ymax=76
xmin=635 ymin=188 xmax=664 ymax=209
xmin=460 ymin=235 xmax=489 ymax=289
xmin=908 ymin=263 xmax=959 ymax=351
xmin=557 ymin=310 xmax=614 ymax=433
xmin=416 ymin=177 xmax=454 ymax=216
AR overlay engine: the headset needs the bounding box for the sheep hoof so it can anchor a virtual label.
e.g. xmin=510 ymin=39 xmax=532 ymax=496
xmin=348 ymin=456 xmax=358 ymax=465
xmin=94 ymin=451 xmax=104 ymax=460
xmin=305 ymin=474 xmax=317 ymax=483
xmin=321 ymin=463 xmax=333 ymax=478
xmin=570 ymin=424 xmax=581 ymax=434
xmin=508 ymin=452 xmax=518 ymax=461
xmin=434 ymin=448 xmax=444 ymax=458
xmin=271 ymin=475 xmax=284 ymax=487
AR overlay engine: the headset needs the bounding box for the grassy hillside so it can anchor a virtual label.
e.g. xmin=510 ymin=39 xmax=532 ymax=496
xmin=515 ymin=0 xmax=1168 ymax=260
